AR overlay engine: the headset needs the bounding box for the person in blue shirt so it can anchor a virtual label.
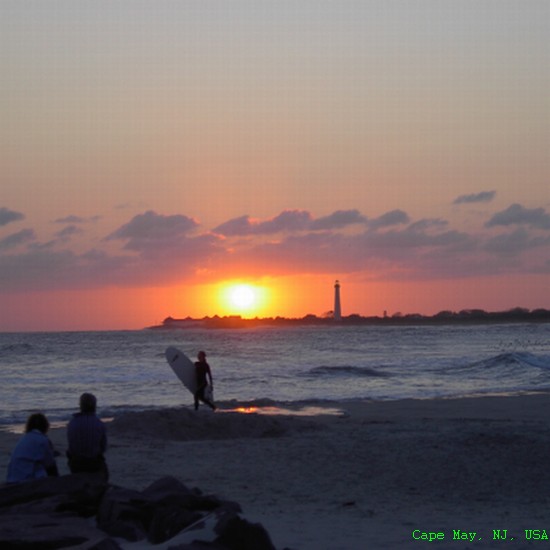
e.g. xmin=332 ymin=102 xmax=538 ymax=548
xmin=7 ymin=413 xmax=58 ymax=483
xmin=67 ymin=393 xmax=108 ymax=479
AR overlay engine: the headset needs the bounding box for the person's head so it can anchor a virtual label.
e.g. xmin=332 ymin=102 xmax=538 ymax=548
xmin=79 ymin=392 xmax=97 ymax=414
xmin=25 ymin=413 xmax=50 ymax=434
xmin=197 ymin=351 xmax=206 ymax=361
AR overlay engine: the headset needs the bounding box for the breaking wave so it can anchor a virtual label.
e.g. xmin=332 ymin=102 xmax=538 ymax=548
xmin=307 ymin=365 xmax=390 ymax=378
xmin=475 ymin=352 xmax=550 ymax=371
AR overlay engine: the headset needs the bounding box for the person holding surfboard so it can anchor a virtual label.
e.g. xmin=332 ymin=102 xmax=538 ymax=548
xmin=194 ymin=351 xmax=216 ymax=411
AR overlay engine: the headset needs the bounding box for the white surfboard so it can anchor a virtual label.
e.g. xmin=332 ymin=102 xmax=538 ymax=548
xmin=165 ymin=347 xmax=198 ymax=395
xmin=165 ymin=347 xmax=215 ymax=403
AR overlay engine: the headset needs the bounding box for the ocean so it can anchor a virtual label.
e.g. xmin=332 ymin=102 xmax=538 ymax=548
xmin=1 ymin=323 xmax=550 ymax=428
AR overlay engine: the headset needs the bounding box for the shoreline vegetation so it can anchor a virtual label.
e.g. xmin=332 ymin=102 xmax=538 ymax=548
xmin=149 ymin=307 xmax=550 ymax=330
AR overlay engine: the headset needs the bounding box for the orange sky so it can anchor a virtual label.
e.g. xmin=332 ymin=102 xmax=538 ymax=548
xmin=1 ymin=2 xmax=549 ymax=331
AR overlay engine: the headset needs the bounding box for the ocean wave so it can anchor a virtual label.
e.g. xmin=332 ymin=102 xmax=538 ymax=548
xmin=472 ymin=352 xmax=550 ymax=371
xmin=0 ymin=342 xmax=33 ymax=356
xmin=307 ymin=365 xmax=390 ymax=378
xmin=486 ymin=352 xmax=550 ymax=369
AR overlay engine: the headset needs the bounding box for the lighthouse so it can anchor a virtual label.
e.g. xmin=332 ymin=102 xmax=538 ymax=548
xmin=333 ymin=280 xmax=342 ymax=321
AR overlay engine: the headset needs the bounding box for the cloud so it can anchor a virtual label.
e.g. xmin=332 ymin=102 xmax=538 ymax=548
xmin=54 ymin=215 xmax=101 ymax=224
xmin=0 ymin=207 xmax=24 ymax=227
xmin=214 ymin=208 xmax=404 ymax=237
xmin=104 ymin=211 xmax=226 ymax=277
xmin=486 ymin=204 xmax=550 ymax=230
xmin=106 ymin=211 xmax=199 ymax=251
xmin=368 ymin=210 xmax=410 ymax=230
xmin=0 ymin=203 xmax=548 ymax=293
xmin=213 ymin=215 xmax=254 ymax=236
xmin=214 ymin=210 xmax=312 ymax=236
xmin=453 ymin=191 xmax=496 ymax=205
xmin=0 ymin=229 xmax=36 ymax=251
xmin=407 ymin=218 xmax=449 ymax=232
xmin=260 ymin=210 xmax=312 ymax=233
xmin=227 ymin=217 xmax=476 ymax=281
xmin=310 ymin=210 xmax=367 ymax=230
xmin=0 ymin=210 xmax=226 ymax=292
xmin=484 ymin=228 xmax=550 ymax=256
xmin=55 ymin=225 xmax=84 ymax=240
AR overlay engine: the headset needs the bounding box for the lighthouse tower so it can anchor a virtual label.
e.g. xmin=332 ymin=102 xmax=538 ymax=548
xmin=333 ymin=280 xmax=342 ymax=321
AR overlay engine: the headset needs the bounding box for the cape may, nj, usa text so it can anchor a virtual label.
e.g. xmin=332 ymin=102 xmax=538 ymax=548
xmin=412 ymin=529 xmax=549 ymax=542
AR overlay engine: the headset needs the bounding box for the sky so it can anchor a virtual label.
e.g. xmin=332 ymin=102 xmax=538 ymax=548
xmin=1 ymin=0 xmax=549 ymax=331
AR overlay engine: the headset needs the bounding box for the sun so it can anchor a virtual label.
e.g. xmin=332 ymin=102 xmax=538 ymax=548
xmin=219 ymin=282 xmax=268 ymax=316
xmin=229 ymin=284 xmax=256 ymax=309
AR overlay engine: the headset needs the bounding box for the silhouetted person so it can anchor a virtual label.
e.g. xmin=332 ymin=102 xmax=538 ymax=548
xmin=7 ymin=413 xmax=58 ymax=483
xmin=194 ymin=351 xmax=216 ymax=411
xmin=67 ymin=393 xmax=108 ymax=479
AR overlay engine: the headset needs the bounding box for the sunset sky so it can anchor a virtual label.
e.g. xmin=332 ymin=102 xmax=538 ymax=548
xmin=1 ymin=1 xmax=549 ymax=331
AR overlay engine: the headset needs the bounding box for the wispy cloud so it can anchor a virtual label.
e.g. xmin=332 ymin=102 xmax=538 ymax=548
xmin=213 ymin=210 xmax=313 ymax=236
xmin=310 ymin=210 xmax=367 ymax=230
xmin=483 ymin=228 xmax=550 ymax=256
xmin=0 ymin=203 xmax=548 ymax=292
xmin=0 ymin=229 xmax=35 ymax=251
xmin=55 ymin=225 xmax=84 ymax=240
xmin=0 ymin=207 xmax=24 ymax=227
xmin=486 ymin=204 xmax=550 ymax=230
xmin=54 ymin=215 xmax=101 ymax=224
xmin=215 ymin=209 xmax=368 ymax=236
xmin=453 ymin=191 xmax=496 ymax=205
xmin=106 ymin=211 xmax=200 ymax=251
xmin=367 ymin=210 xmax=410 ymax=230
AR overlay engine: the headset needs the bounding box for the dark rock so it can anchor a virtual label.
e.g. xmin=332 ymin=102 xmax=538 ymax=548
xmin=170 ymin=543 xmax=228 ymax=550
xmin=147 ymin=505 xmax=203 ymax=544
xmin=142 ymin=476 xmax=239 ymax=513
xmin=96 ymin=486 xmax=150 ymax=541
xmin=141 ymin=475 xmax=193 ymax=500
xmin=0 ymin=512 xmax=115 ymax=549
xmin=215 ymin=513 xmax=277 ymax=550
xmin=0 ymin=473 xmax=107 ymax=512
xmin=86 ymin=539 xmax=124 ymax=550
xmin=0 ymin=474 xmax=276 ymax=549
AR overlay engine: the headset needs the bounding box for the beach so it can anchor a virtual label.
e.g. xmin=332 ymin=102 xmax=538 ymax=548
xmin=2 ymin=393 xmax=550 ymax=549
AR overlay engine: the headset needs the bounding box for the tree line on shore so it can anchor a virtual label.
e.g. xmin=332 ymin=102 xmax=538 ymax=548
xmin=152 ymin=307 xmax=550 ymax=329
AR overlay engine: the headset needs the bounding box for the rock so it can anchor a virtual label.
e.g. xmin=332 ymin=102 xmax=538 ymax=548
xmin=0 ymin=511 xmax=118 ymax=549
xmin=0 ymin=474 xmax=276 ymax=549
xmin=96 ymin=486 xmax=151 ymax=541
xmin=215 ymin=512 xmax=277 ymax=550
xmin=147 ymin=505 xmax=203 ymax=544
xmin=142 ymin=476 xmax=241 ymax=514
xmin=0 ymin=472 xmax=107 ymax=511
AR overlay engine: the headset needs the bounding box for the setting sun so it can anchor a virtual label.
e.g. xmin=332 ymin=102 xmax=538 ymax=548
xmin=218 ymin=282 xmax=269 ymax=317
xmin=229 ymin=284 xmax=256 ymax=309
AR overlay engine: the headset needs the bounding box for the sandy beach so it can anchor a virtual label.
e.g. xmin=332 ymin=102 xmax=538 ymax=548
xmin=2 ymin=393 xmax=550 ymax=549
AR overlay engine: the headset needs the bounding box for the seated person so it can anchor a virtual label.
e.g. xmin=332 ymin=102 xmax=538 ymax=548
xmin=67 ymin=393 xmax=108 ymax=479
xmin=7 ymin=413 xmax=58 ymax=483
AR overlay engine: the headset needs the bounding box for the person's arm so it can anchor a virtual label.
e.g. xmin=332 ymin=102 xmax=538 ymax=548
xmin=99 ymin=420 xmax=107 ymax=454
xmin=41 ymin=436 xmax=58 ymax=475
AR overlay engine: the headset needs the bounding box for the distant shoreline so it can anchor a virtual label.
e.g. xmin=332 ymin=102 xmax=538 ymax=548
xmin=149 ymin=307 xmax=550 ymax=330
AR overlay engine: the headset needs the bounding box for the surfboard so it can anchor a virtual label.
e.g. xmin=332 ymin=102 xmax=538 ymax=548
xmin=165 ymin=347 xmax=198 ymax=395
xmin=165 ymin=347 xmax=215 ymax=402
